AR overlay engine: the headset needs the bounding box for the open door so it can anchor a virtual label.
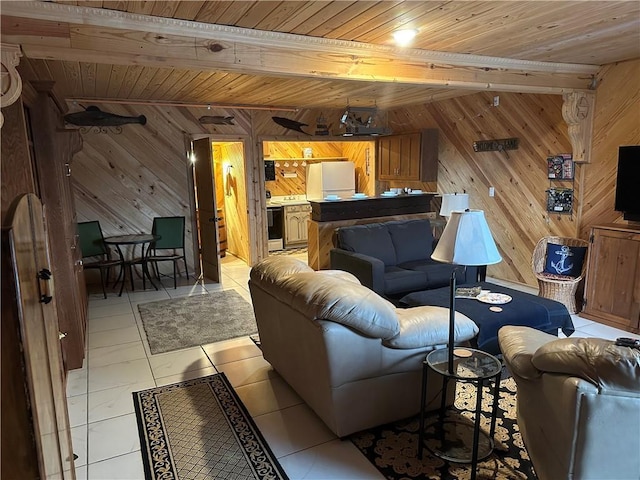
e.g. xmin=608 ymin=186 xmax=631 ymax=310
xmin=2 ymin=194 xmax=75 ymax=479
xmin=192 ymin=138 xmax=221 ymax=282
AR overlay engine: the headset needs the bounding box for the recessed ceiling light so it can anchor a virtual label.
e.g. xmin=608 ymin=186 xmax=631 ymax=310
xmin=392 ymin=29 xmax=417 ymax=46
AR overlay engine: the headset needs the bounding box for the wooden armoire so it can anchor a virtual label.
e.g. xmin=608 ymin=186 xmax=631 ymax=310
xmin=1 ymin=83 xmax=86 ymax=478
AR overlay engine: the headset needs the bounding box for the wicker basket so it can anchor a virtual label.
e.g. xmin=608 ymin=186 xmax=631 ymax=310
xmin=531 ymin=236 xmax=589 ymax=314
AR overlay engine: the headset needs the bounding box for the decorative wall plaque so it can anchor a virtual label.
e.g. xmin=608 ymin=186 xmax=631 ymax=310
xmin=547 ymin=154 xmax=574 ymax=180
xmin=546 ymin=187 xmax=573 ymax=214
xmin=473 ymin=138 xmax=519 ymax=152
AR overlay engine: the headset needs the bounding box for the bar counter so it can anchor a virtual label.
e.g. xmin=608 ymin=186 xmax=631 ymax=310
xmin=309 ymin=192 xmax=437 ymax=222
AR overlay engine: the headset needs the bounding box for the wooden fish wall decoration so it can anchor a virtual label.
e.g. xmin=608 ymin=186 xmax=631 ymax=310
xmin=64 ymin=106 xmax=146 ymax=127
xmin=198 ymin=115 xmax=235 ymax=125
xmin=271 ymin=116 xmax=310 ymax=135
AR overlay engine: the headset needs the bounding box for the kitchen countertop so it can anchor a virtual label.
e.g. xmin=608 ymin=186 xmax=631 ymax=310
xmin=308 ymin=192 xmax=437 ymax=222
xmin=267 ymin=196 xmax=310 ymax=207
xmin=315 ymin=192 xmax=437 ymax=202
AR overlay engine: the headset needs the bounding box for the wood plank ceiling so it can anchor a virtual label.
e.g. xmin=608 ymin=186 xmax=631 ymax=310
xmin=3 ymin=1 xmax=640 ymax=110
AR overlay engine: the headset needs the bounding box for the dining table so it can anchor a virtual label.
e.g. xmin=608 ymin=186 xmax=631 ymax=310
xmin=103 ymin=233 xmax=160 ymax=296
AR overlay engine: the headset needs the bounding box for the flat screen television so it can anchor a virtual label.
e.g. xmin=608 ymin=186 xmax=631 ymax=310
xmin=615 ymin=145 xmax=640 ymax=221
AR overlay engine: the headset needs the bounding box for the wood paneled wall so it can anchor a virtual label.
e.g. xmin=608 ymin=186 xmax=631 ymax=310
xmin=389 ymin=92 xmax=576 ymax=286
xmin=69 ymin=61 xmax=638 ymax=283
xmin=71 ymin=105 xmax=346 ymax=271
xmin=343 ymin=141 xmax=376 ymax=196
xmin=72 ymin=104 xmax=199 ymax=273
xmin=1 ymin=100 xmax=36 ymax=218
xmin=580 ymin=59 xmax=640 ymax=237
xmin=387 ymin=62 xmax=640 ymax=287
xmin=217 ymin=141 xmax=249 ymax=262
xmin=263 ymin=141 xmax=344 ymax=197
xmin=263 ymin=140 xmax=375 ymax=197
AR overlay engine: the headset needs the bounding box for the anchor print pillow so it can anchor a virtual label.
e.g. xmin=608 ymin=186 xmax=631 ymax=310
xmin=543 ymin=243 xmax=587 ymax=278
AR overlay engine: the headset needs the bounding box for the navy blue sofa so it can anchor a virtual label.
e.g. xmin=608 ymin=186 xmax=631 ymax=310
xmin=329 ymin=219 xmax=477 ymax=298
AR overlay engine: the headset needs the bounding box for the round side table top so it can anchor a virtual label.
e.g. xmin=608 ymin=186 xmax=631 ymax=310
xmin=426 ymin=348 xmax=502 ymax=380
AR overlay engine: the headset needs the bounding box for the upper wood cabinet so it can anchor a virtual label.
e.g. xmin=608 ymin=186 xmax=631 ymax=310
xmin=582 ymin=224 xmax=640 ymax=333
xmin=376 ymin=129 xmax=438 ymax=182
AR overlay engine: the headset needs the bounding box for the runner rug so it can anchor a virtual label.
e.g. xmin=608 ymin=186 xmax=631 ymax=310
xmin=350 ymin=377 xmax=537 ymax=479
xmin=138 ymin=290 xmax=257 ymax=354
xmin=133 ymin=373 xmax=288 ymax=480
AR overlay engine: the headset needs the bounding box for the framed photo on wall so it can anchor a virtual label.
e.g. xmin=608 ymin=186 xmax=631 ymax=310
xmin=547 ymin=154 xmax=574 ymax=180
xmin=546 ymin=187 xmax=574 ymax=214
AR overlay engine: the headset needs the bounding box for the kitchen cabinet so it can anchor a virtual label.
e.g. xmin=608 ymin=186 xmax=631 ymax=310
xmin=377 ymin=129 xmax=438 ymax=182
xmin=582 ymin=224 xmax=640 ymax=333
xmin=284 ymin=204 xmax=312 ymax=246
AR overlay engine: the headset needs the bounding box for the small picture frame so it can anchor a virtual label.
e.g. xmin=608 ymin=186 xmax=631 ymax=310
xmin=546 ymin=187 xmax=574 ymax=214
xmin=547 ymin=154 xmax=574 ymax=180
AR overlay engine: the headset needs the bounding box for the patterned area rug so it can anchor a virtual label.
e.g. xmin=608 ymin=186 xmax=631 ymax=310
xmin=133 ymin=373 xmax=288 ymax=480
xmin=138 ymin=290 xmax=257 ymax=354
xmin=351 ymin=377 xmax=537 ymax=479
xmin=269 ymin=247 xmax=307 ymax=256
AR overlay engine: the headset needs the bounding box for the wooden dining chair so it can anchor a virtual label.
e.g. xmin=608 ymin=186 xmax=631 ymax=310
xmin=147 ymin=216 xmax=188 ymax=289
xmin=77 ymin=221 xmax=122 ymax=298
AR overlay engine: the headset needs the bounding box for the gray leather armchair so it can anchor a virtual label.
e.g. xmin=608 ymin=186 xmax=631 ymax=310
xmin=249 ymin=256 xmax=479 ymax=437
xmin=498 ymin=326 xmax=640 ymax=480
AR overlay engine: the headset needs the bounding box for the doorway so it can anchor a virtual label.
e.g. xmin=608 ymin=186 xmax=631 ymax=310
xmin=190 ymin=137 xmax=250 ymax=282
xmin=211 ymin=140 xmax=250 ymax=263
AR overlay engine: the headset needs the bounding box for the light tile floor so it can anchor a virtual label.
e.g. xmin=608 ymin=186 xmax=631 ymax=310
xmin=68 ymin=254 xmax=640 ymax=479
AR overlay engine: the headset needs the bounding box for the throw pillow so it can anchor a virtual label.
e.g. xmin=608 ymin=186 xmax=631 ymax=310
xmin=387 ymin=219 xmax=433 ymax=264
xmin=337 ymin=223 xmax=397 ymax=266
xmin=543 ymin=243 xmax=587 ymax=278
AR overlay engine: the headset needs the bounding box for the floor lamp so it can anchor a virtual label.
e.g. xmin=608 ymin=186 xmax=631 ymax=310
xmin=431 ymin=210 xmax=502 ymax=373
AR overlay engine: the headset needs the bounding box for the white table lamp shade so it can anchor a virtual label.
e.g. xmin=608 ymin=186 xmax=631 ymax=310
xmin=431 ymin=210 xmax=502 ymax=266
xmin=439 ymin=193 xmax=469 ymax=218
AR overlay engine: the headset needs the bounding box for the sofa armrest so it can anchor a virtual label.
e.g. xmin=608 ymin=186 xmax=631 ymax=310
xmin=330 ymin=248 xmax=385 ymax=294
xmin=498 ymin=326 xmax=558 ymax=380
xmin=532 ymin=337 xmax=640 ymax=394
xmin=384 ymin=306 xmax=478 ymax=349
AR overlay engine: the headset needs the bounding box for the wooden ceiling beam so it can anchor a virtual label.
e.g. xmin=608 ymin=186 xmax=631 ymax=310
xmin=2 ymin=1 xmax=599 ymax=95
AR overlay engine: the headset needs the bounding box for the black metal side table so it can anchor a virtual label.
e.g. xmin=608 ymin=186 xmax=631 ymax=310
xmin=418 ymin=347 xmax=502 ymax=480
xmin=104 ymin=234 xmax=160 ymax=295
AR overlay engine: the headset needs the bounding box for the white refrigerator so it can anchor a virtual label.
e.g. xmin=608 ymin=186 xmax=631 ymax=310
xmin=306 ymin=161 xmax=356 ymax=200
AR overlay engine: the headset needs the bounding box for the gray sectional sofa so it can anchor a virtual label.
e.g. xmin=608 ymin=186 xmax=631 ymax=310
xmin=330 ymin=219 xmax=478 ymax=298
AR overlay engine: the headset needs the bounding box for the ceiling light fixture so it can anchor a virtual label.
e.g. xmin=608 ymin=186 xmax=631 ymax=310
xmin=392 ymin=29 xmax=417 ymax=47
